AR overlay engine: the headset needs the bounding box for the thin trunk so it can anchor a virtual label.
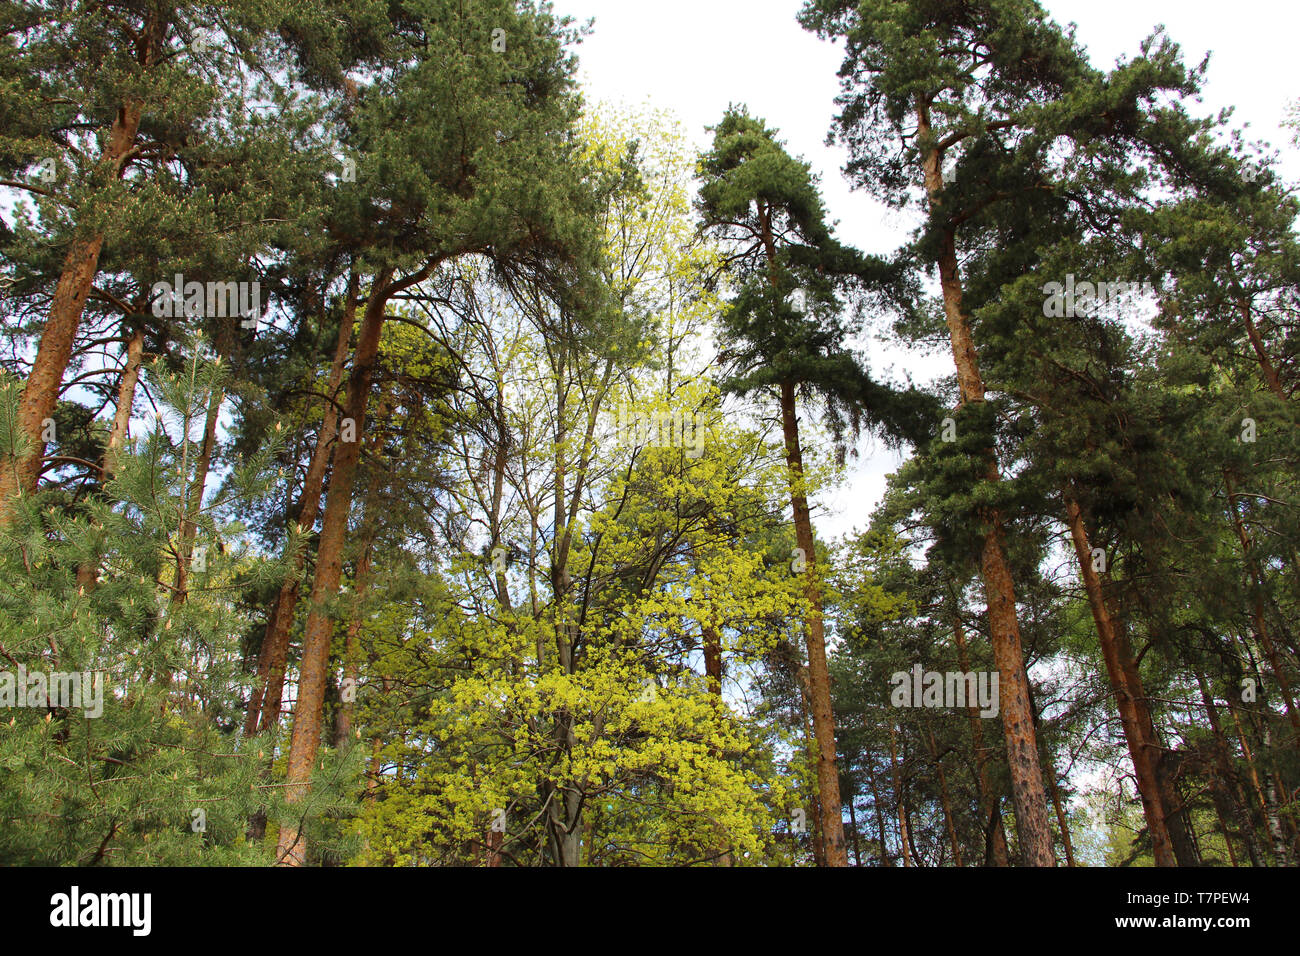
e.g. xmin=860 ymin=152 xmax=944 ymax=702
xmin=847 ymin=794 xmax=862 ymax=866
xmin=917 ymin=104 xmax=1054 ymax=867
xmin=1224 ymin=691 xmax=1271 ymax=820
xmin=1194 ymin=670 xmax=1259 ymax=867
xmin=277 ymin=268 xmax=395 ymax=865
xmin=106 ymin=327 xmax=146 ymax=477
xmin=1225 ymin=471 xmax=1300 ymax=738
xmin=247 ymin=274 xmax=358 ymax=737
xmin=1241 ymin=300 xmax=1287 ymax=401
xmin=779 ymin=378 xmax=848 ymax=866
xmin=1262 ymin=728 xmax=1295 ymax=866
xmin=866 ymin=764 xmax=890 ymax=866
xmin=954 ymin=615 xmax=1011 ymax=866
xmin=1064 ymin=493 xmax=1177 ymax=865
xmin=172 ymin=378 xmax=223 ymax=607
xmin=77 ymin=327 xmax=146 ymax=591
xmin=702 ymin=624 xmax=723 ymax=697
xmin=334 ymin=540 xmax=373 ymax=748
xmin=333 ymin=402 xmax=387 ymax=749
xmin=796 ymin=663 xmax=827 ymax=866
xmin=928 ymin=726 xmax=963 ymax=866
xmin=887 ymin=724 xmax=912 ymax=868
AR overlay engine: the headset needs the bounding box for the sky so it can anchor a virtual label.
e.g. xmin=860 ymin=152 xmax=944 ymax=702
xmin=550 ymin=0 xmax=1300 ymax=539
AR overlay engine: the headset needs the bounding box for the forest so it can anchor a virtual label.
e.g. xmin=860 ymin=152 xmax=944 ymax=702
xmin=0 ymin=0 xmax=1297 ymax=870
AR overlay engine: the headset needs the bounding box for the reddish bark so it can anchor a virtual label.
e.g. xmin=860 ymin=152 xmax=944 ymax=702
xmin=0 ymin=17 xmax=160 ymax=526
xmin=917 ymin=103 xmax=1055 ymax=866
xmin=246 ymin=275 xmax=358 ymax=737
xmin=779 ymin=379 xmax=849 ymax=867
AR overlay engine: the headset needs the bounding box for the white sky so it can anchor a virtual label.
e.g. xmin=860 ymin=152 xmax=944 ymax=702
xmin=552 ymin=0 xmax=1300 ymax=538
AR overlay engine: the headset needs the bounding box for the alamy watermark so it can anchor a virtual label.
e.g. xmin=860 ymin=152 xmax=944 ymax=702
xmin=1041 ymin=274 xmax=1155 ymax=319
xmin=890 ymin=665 xmax=999 ymax=718
xmin=151 ymin=273 xmax=263 ymax=330
xmin=0 ymin=666 xmax=105 ymax=717
xmin=612 ymin=401 xmax=706 ymax=459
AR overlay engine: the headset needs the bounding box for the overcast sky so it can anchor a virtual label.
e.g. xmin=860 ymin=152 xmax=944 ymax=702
xmin=551 ymin=0 xmax=1299 ymax=539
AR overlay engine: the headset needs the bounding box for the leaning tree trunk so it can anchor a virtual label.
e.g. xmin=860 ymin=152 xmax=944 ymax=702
xmin=276 ymin=268 xmax=395 ymax=865
xmin=247 ymin=274 xmax=359 ymax=737
xmin=1064 ymin=493 xmax=1179 ymax=865
xmin=0 ymin=15 xmax=160 ymax=527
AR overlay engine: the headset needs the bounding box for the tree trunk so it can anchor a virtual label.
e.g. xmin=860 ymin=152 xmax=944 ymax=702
xmin=1192 ymin=670 xmax=1258 ymax=866
xmin=779 ymin=378 xmax=848 ymax=866
xmin=928 ymin=726 xmax=963 ymax=866
xmin=247 ymin=274 xmax=358 ymax=737
xmin=1225 ymin=471 xmax=1300 ymax=738
xmin=702 ymin=623 xmax=724 ymax=697
xmin=0 ymin=15 xmax=159 ymax=527
xmin=1262 ymin=728 xmax=1295 ymax=866
xmin=77 ymin=327 xmax=146 ymax=591
xmin=794 ymin=665 xmax=827 ymax=866
xmin=866 ymin=764 xmax=890 ymax=866
xmin=172 ymin=377 xmax=223 ymax=607
xmin=917 ymin=108 xmax=1054 ymax=866
xmin=887 ymin=724 xmax=911 ymax=867
xmin=847 ymin=794 xmax=862 ymax=866
xmin=953 ymin=616 xmax=1010 ymax=866
xmin=276 ymin=268 xmax=394 ymax=865
xmin=1240 ymin=299 xmax=1287 ymax=401
xmin=334 ymin=434 xmax=386 ymax=749
xmin=1064 ymin=493 xmax=1178 ymax=865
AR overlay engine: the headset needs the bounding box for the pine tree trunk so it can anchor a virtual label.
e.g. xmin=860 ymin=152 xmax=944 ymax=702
xmin=887 ymin=724 xmax=912 ymax=867
xmin=779 ymin=378 xmax=848 ymax=866
xmin=795 ymin=665 xmax=827 ymax=866
xmin=1193 ymin=671 xmax=1260 ymax=866
xmin=77 ymin=327 xmax=146 ymax=591
xmin=334 ymin=441 xmax=385 ymax=749
xmin=953 ymin=616 xmax=1011 ymax=866
xmin=106 ymin=327 xmax=145 ymax=477
xmin=703 ymin=623 xmax=723 ymax=697
xmin=172 ymin=379 xmax=223 ymax=607
xmin=247 ymin=275 xmax=358 ymax=737
xmin=1240 ymin=299 xmax=1288 ymax=401
xmin=1225 ymin=471 xmax=1300 ymax=738
xmin=866 ymin=764 xmax=890 ymax=865
xmin=928 ymin=726 xmax=963 ymax=866
xmin=0 ymin=16 xmax=159 ymax=527
xmin=1064 ymin=493 xmax=1178 ymax=865
xmin=276 ymin=268 xmax=394 ymax=865
xmin=917 ymin=113 xmax=1054 ymax=866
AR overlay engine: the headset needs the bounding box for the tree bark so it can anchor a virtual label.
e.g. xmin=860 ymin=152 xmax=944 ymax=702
xmin=246 ymin=275 xmax=359 ymax=737
xmin=0 ymin=16 xmax=160 ymax=527
xmin=1064 ymin=493 xmax=1178 ymax=865
xmin=276 ymin=268 xmax=395 ymax=865
xmin=927 ymin=726 xmax=963 ymax=866
xmin=887 ymin=724 xmax=911 ymax=867
xmin=77 ymin=327 xmax=146 ymax=591
xmin=1225 ymin=470 xmax=1300 ymax=738
xmin=1192 ymin=671 xmax=1260 ymax=866
xmin=917 ymin=104 xmax=1054 ymax=866
xmin=1240 ymin=299 xmax=1287 ymax=401
xmin=779 ymin=378 xmax=848 ymax=866
xmin=953 ymin=616 xmax=1010 ymax=866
